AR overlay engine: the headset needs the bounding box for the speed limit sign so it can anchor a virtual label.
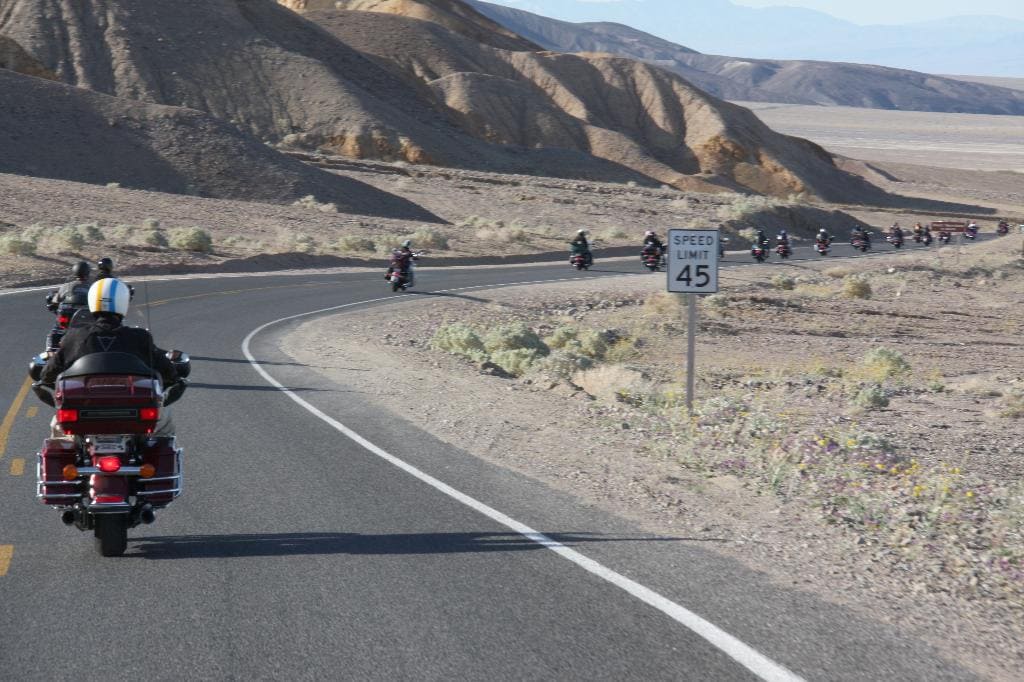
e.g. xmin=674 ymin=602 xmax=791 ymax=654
xmin=667 ymin=229 xmax=719 ymax=294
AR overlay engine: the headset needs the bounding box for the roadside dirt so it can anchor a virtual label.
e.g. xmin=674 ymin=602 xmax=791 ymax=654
xmin=283 ymin=239 xmax=1024 ymax=680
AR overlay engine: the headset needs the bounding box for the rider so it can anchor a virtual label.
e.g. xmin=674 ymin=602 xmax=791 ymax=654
xmin=95 ymin=257 xmax=115 ymax=280
xmin=386 ymin=240 xmax=418 ymax=285
xmin=642 ymin=231 xmax=664 ymax=259
xmin=851 ymin=226 xmax=869 ymax=244
xmin=40 ymin=278 xmax=180 ymax=436
xmin=570 ymin=229 xmax=593 ymax=266
xmin=46 ymin=261 xmax=92 ymax=312
xmin=754 ymin=229 xmax=769 ymax=252
xmin=966 ymin=221 xmax=979 ymax=237
xmin=815 ymin=228 xmax=831 ymax=246
xmin=889 ymin=223 xmax=904 ymax=243
xmin=913 ymin=223 xmax=925 ymax=239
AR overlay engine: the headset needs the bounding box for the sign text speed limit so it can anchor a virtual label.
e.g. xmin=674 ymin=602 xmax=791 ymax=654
xmin=667 ymin=229 xmax=719 ymax=294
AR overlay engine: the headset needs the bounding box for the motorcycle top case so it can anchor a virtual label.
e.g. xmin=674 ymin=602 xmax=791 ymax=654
xmin=38 ymin=438 xmax=79 ymax=506
xmin=56 ymin=374 xmax=161 ymax=435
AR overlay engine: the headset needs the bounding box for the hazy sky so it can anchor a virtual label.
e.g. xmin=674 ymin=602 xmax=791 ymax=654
xmin=732 ymin=0 xmax=1024 ymax=24
xmin=486 ymin=0 xmax=1024 ymax=25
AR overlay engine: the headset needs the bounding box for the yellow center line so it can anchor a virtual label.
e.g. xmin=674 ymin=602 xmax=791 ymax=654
xmin=148 ymin=282 xmax=320 ymax=308
xmin=25 ymin=406 xmax=38 ymax=419
xmin=9 ymin=458 xmax=25 ymax=476
xmin=0 ymin=377 xmax=33 ymax=460
xmin=0 ymin=546 xmax=12 ymax=577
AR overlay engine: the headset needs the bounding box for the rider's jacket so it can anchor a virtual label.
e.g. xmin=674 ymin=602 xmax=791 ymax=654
xmin=41 ymin=315 xmax=178 ymax=386
xmin=53 ymin=280 xmax=90 ymax=306
xmin=643 ymin=236 xmax=664 ymax=251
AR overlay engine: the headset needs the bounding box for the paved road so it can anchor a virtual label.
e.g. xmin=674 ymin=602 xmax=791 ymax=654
xmin=0 ymin=240 xmax=982 ymax=680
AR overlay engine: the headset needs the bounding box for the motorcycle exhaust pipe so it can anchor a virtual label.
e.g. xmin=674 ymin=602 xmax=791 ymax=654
xmin=61 ymin=510 xmax=75 ymax=526
xmin=139 ymin=504 xmax=156 ymax=525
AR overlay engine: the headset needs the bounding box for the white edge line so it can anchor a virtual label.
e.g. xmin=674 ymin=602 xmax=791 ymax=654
xmin=240 ymin=278 xmax=804 ymax=682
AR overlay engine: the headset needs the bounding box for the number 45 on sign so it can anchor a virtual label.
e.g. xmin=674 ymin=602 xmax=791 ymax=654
xmin=667 ymin=229 xmax=719 ymax=293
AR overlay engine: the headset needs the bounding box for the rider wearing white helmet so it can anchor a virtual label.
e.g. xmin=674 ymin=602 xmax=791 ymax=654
xmin=41 ymin=279 xmax=180 ymax=436
xmin=41 ymin=278 xmax=178 ymax=388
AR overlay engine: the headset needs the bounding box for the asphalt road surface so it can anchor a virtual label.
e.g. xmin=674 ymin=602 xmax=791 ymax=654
xmin=0 ymin=239 xmax=985 ymax=681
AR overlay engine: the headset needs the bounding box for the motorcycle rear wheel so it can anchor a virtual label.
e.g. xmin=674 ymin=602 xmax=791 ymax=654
xmin=94 ymin=516 xmax=128 ymax=557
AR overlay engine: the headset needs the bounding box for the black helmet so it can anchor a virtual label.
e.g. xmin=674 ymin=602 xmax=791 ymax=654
xmin=97 ymin=257 xmax=114 ymax=276
xmin=72 ymin=261 xmax=91 ymax=280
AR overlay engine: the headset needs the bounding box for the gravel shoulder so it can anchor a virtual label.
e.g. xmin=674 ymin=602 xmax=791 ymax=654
xmin=283 ymin=240 xmax=1024 ymax=680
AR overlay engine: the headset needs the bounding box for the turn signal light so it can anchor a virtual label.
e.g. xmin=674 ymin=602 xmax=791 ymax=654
xmin=138 ymin=464 xmax=156 ymax=479
xmin=56 ymin=409 xmax=78 ymax=423
xmin=139 ymin=407 xmax=159 ymax=421
xmin=96 ymin=456 xmax=122 ymax=473
xmin=62 ymin=464 xmax=79 ymax=481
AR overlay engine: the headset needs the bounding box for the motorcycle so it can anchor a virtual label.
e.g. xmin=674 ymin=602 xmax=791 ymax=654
xmin=719 ymin=237 xmax=729 ymax=260
xmin=815 ymin=239 xmax=831 ymax=256
xmin=997 ymin=221 xmax=1010 ymax=236
xmin=939 ymin=231 xmax=951 ymax=245
xmin=886 ymin=233 xmax=904 ymax=249
xmin=29 ymin=350 xmax=191 ymax=557
xmin=571 ymin=253 xmax=593 ymax=271
xmin=641 ymin=245 xmax=663 ymax=272
xmin=43 ymin=291 xmax=89 ymax=353
xmin=922 ymin=232 xmax=933 ymax=246
xmin=751 ymin=245 xmax=768 ymax=263
xmin=775 ymin=242 xmax=791 ymax=259
xmin=965 ymin=225 xmax=978 ymax=240
xmin=386 ymin=252 xmax=423 ymax=292
xmin=851 ymin=236 xmax=871 ymax=253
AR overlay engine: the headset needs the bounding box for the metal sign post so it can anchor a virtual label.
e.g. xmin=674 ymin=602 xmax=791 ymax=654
xmin=666 ymin=229 xmax=720 ymax=414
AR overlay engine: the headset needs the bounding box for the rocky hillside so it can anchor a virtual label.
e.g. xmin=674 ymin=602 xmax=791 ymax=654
xmin=1 ymin=0 xmax=890 ymax=202
xmin=0 ymin=69 xmax=436 ymax=219
xmin=0 ymin=35 xmax=56 ymax=79
xmin=469 ymin=0 xmax=1024 ymax=116
xmin=305 ymin=2 xmax=892 ymax=202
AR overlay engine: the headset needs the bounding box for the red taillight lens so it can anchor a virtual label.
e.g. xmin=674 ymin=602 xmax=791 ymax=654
xmin=94 ymin=495 xmax=125 ymax=504
xmin=139 ymin=407 xmax=159 ymax=421
xmin=57 ymin=408 xmax=78 ymax=423
xmin=57 ymin=315 xmax=70 ymax=327
xmin=96 ymin=456 xmax=122 ymax=473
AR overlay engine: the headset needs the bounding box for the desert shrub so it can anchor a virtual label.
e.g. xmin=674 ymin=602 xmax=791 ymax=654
xmin=643 ymin=291 xmax=683 ymax=319
xmin=575 ymin=329 xmax=608 ymax=359
xmin=824 ymin=266 xmax=854 ymax=279
xmin=999 ymin=388 xmax=1024 ymax=418
xmin=58 ymin=226 xmax=86 ymax=251
xmin=142 ymin=218 xmax=161 ymax=231
xmin=407 ymin=228 xmax=449 ymax=250
xmin=532 ymin=351 xmax=594 ymax=379
xmin=854 ymin=383 xmax=890 ymax=409
xmin=76 ymin=222 xmax=104 ymax=241
xmin=0 ymin=235 xmax=36 ymax=256
xmin=604 ymin=336 xmax=640 ymax=364
xmin=545 ymin=325 xmax=578 ymax=350
xmin=290 ymin=234 xmax=316 ymax=253
xmin=491 ymin=348 xmax=543 ymax=377
xmin=431 ymin=323 xmax=486 ymax=362
xmin=601 ymin=227 xmax=628 ymax=240
xmin=842 ymin=274 xmax=872 ymax=299
xmin=716 ymin=195 xmax=778 ymax=221
xmin=292 ymin=195 xmax=337 ymax=213
xmin=476 ymin=227 xmax=529 ymax=243
xmin=336 ymin=235 xmax=376 ymax=253
xmin=702 ymin=293 xmax=730 ymax=309
xmin=772 ymin=274 xmax=795 ymax=291
xmin=106 ymin=182 xmax=121 ymax=189
xmin=483 ymin=322 xmax=547 ymax=356
xmin=170 ymin=227 xmax=213 ymax=253
xmin=141 ymin=227 xmax=169 ymax=247
xmin=863 ymin=347 xmax=911 ymax=380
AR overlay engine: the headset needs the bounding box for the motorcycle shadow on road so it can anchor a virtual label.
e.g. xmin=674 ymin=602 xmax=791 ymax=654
xmin=128 ymin=531 xmax=718 ymax=559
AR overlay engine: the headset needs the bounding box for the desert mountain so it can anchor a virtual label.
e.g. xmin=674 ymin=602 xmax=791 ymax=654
xmin=0 ymin=68 xmax=435 ymax=219
xmin=281 ymin=0 xmax=539 ymax=51
xmin=469 ymin=0 xmax=1024 ymax=116
xmin=2 ymin=0 xmax=890 ymax=202
xmin=301 ymin=2 xmax=891 ymax=202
